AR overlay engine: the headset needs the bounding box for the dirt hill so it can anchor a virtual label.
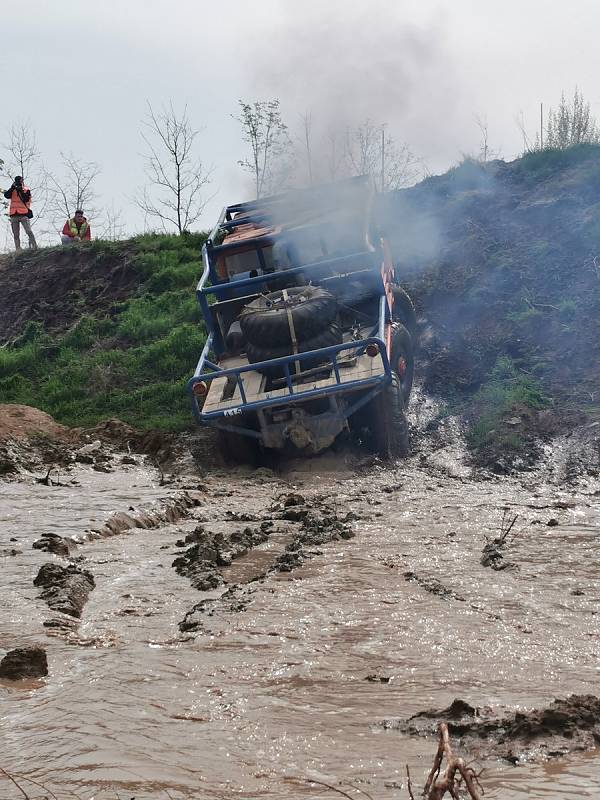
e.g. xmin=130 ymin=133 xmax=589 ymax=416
xmin=380 ymin=144 xmax=600 ymax=466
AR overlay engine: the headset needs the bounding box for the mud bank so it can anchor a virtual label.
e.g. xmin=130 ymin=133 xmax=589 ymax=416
xmin=0 ymin=404 xmax=185 ymax=478
xmin=387 ymin=694 xmax=600 ymax=764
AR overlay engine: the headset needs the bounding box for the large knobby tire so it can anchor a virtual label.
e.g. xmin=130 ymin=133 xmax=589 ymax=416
xmin=246 ymin=322 xmax=343 ymax=376
xmin=390 ymin=284 xmax=418 ymax=343
xmin=240 ymin=286 xmax=336 ymax=346
xmin=218 ymin=424 xmax=259 ymax=466
xmin=390 ymin=322 xmax=414 ymax=406
xmin=371 ymin=372 xmax=410 ymax=459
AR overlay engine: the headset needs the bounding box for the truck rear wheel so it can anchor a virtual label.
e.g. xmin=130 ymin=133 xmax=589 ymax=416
xmin=371 ymin=372 xmax=410 ymax=459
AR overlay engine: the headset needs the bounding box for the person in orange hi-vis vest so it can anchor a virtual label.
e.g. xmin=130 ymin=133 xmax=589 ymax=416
xmin=61 ymin=210 xmax=91 ymax=244
xmin=3 ymin=176 xmax=37 ymax=251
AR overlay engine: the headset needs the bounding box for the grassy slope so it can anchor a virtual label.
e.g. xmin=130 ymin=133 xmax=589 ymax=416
xmin=0 ymin=234 xmax=207 ymax=430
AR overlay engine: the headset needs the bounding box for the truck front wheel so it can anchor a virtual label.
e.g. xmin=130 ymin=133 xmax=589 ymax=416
xmin=371 ymin=372 xmax=410 ymax=459
xmin=218 ymin=425 xmax=259 ymax=466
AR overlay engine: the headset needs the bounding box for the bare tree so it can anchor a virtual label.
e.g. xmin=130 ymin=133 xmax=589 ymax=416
xmin=296 ymin=111 xmax=315 ymax=187
xmin=235 ymin=99 xmax=291 ymax=198
xmin=47 ymin=152 xmax=100 ymax=223
xmin=3 ymin=120 xmax=50 ymax=221
xmin=137 ymin=102 xmax=211 ymax=234
xmin=99 ymin=202 xmax=127 ymax=241
xmin=515 ymin=109 xmax=538 ymax=153
xmin=474 ymin=114 xmax=500 ymax=162
xmin=4 ymin=121 xmax=39 ymax=178
xmin=343 ymin=119 xmax=420 ymax=190
xmin=324 ymin=127 xmax=345 ymax=182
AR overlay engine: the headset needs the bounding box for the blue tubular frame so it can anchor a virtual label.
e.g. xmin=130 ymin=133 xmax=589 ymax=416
xmin=196 ymin=240 xmax=380 ymax=356
xmin=188 ymin=334 xmax=391 ymax=425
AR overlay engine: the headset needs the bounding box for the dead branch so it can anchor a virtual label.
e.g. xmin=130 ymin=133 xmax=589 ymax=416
xmin=499 ymin=509 xmax=518 ymax=544
xmin=406 ymin=765 xmax=416 ymax=800
xmin=306 ymin=778 xmax=358 ymax=799
xmin=421 ymin=723 xmax=482 ymax=799
xmin=0 ymin=767 xmax=30 ymax=800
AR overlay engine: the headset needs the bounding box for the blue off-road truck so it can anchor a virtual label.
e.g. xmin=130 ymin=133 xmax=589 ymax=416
xmin=188 ymin=176 xmax=416 ymax=462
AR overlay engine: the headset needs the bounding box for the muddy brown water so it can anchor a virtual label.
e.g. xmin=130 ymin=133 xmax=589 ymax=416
xmin=1 ymin=445 xmax=600 ymax=799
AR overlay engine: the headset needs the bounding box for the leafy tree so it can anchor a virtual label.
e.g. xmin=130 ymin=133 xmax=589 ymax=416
xmin=546 ymin=88 xmax=600 ymax=149
xmin=235 ymin=99 xmax=291 ymax=198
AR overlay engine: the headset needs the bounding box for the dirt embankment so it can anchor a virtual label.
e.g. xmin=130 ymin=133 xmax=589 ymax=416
xmin=381 ymin=146 xmax=600 ymax=469
xmin=0 ymin=403 xmax=183 ymax=476
xmin=0 ymin=242 xmax=141 ymax=344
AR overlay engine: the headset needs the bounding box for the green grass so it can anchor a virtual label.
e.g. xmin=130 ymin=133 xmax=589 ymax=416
xmin=467 ymin=356 xmax=550 ymax=453
xmin=0 ymin=233 xmax=208 ymax=431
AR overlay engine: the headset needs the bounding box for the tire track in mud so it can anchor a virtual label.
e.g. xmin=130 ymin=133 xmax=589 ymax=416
xmin=29 ymin=490 xmax=204 ymax=633
xmin=175 ymin=491 xmax=359 ymax=633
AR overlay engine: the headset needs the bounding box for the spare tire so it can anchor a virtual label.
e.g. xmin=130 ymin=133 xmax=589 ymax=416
xmin=240 ymin=286 xmax=336 ymax=346
xmin=246 ymin=322 xmax=343 ymax=377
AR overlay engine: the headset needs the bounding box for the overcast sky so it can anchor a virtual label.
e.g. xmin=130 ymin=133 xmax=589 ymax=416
xmin=2 ymin=0 xmax=600 ymax=243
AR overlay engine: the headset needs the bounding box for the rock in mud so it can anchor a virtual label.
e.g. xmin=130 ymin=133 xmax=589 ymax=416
xmin=32 ymin=532 xmax=71 ymax=556
xmin=384 ymin=695 xmax=600 ymax=763
xmin=0 ymin=646 xmax=48 ymax=680
xmin=33 ymin=562 xmax=95 ymax=618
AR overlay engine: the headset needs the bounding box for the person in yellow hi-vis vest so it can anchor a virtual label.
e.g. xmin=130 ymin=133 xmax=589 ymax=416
xmin=61 ymin=210 xmax=91 ymax=244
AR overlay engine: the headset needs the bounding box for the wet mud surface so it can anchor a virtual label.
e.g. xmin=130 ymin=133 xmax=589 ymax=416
xmin=1 ymin=405 xmax=600 ymax=798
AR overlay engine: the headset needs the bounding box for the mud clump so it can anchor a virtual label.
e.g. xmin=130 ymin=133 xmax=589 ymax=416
xmin=480 ymin=539 xmax=517 ymax=571
xmin=0 ymin=443 xmax=19 ymax=475
xmin=33 ymin=532 xmax=72 ymax=556
xmin=385 ymin=695 xmax=600 ymax=763
xmin=0 ymin=646 xmax=48 ymax=680
xmin=173 ymin=522 xmax=274 ymax=591
xmin=403 ymin=571 xmax=465 ymax=601
xmin=33 ymin=562 xmax=95 ymax=618
xmin=180 ymin=586 xmax=253 ymax=632
xmin=274 ymin=506 xmax=355 ymax=572
xmin=77 ymin=492 xmax=200 ymax=544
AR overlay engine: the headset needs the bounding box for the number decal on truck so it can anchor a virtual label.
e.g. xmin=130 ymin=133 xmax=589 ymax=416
xmin=224 ymin=407 xmax=242 ymax=417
